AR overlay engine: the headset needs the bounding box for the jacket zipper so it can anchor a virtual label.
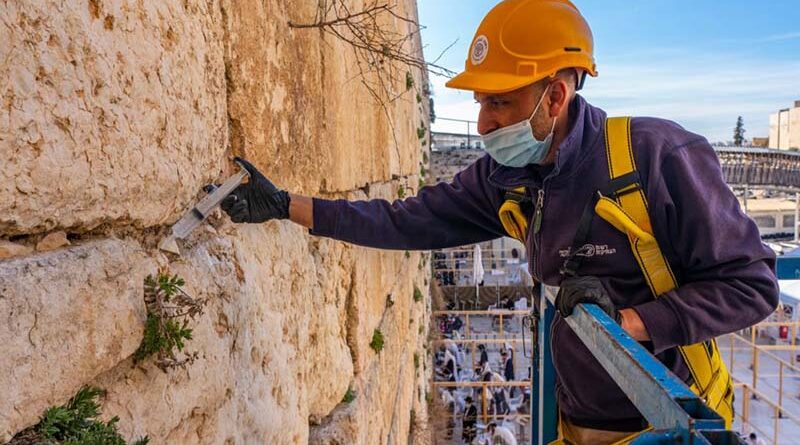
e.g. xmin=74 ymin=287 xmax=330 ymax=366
xmin=531 ymin=188 xmax=545 ymax=281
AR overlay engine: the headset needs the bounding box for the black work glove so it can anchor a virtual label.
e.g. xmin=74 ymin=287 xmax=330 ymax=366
xmin=555 ymin=276 xmax=621 ymax=323
xmin=221 ymin=157 xmax=291 ymax=223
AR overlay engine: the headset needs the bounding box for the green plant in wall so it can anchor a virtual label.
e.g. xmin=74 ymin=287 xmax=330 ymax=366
xmin=413 ymin=352 xmax=420 ymax=370
xmin=370 ymin=328 xmax=385 ymax=353
xmin=342 ymin=386 xmax=356 ymax=404
xmin=134 ymin=273 xmax=205 ymax=371
xmin=397 ymin=184 xmax=406 ymax=199
xmin=8 ymin=386 xmax=149 ymax=445
xmin=413 ymin=286 xmax=423 ymax=303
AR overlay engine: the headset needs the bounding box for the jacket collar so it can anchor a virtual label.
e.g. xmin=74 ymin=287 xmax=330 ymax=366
xmin=487 ymin=95 xmax=606 ymax=189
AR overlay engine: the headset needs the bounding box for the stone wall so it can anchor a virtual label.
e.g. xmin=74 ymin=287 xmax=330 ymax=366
xmin=0 ymin=1 xmax=432 ymax=443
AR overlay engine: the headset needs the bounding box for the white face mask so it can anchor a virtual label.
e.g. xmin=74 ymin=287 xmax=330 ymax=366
xmin=480 ymin=86 xmax=557 ymax=167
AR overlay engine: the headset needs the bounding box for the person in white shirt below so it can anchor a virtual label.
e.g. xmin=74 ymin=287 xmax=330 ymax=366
xmin=487 ymin=422 xmax=517 ymax=445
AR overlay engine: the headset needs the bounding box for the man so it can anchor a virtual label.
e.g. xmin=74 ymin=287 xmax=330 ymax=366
xmin=437 ymin=346 xmax=458 ymax=382
xmin=483 ymin=369 xmax=510 ymax=418
xmin=501 ymin=349 xmax=515 ymax=397
xmin=486 ymin=422 xmax=517 ymax=445
xmin=463 ymin=396 xmax=478 ymax=443
xmin=506 ymin=248 xmax=523 ymax=285
xmin=477 ymin=343 xmax=489 ymax=371
xmin=439 ymin=389 xmax=457 ymax=439
xmin=221 ymin=0 xmax=778 ymax=443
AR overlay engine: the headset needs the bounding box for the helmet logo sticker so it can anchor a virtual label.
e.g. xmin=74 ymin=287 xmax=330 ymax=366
xmin=471 ymin=35 xmax=489 ymax=65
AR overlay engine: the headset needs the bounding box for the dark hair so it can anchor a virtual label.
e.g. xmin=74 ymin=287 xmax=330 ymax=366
xmin=488 ymin=422 xmax=497 ymax=429
xmin=749 ymin=433 xmax=757 ymax=439
xmin=465 ymin=396 xmax=473 ymax=403
xmin=478 ymin=344 xmax=485 ymax=351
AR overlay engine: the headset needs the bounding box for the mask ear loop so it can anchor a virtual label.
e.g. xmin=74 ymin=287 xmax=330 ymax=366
xmin=531 ymin=86 xmax=557 ymax=141
xmin=529 ymin=84 xmax=550 ymax=121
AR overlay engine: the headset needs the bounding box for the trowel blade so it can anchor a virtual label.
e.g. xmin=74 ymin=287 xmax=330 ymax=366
xmin=158 ymin=235 xmax=181 ymax=255
xmin=156 ymin=163 xmax=249 ymax=256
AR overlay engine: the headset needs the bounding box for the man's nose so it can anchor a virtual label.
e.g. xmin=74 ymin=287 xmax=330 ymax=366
xmin=477 ymin=108 xmax=498 ymax=136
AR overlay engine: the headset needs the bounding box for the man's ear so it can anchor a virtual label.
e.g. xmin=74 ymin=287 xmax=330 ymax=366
xmin=547 ymin=79 xmax=570 ymax=117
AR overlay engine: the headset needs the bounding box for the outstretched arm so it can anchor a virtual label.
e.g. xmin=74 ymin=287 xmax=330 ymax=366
xmin=222 ymin=156 xmax=509 ymax=251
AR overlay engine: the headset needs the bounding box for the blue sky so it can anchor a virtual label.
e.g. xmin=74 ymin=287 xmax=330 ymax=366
xmin=418 ymin=0 xmax=800 ymax=143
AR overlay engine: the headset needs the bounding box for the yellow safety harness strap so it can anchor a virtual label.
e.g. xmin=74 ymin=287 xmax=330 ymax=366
xmin=601 ymin=117 xmax=733 ymax=430
xmin=603 ymin=117 xmax=679 ymax=295
xmin=499 ymin=186 xmax=530 ymax=242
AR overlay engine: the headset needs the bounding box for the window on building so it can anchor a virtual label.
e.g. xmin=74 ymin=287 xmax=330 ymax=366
xmin=754 ymin=215 xmax=776 ymax=228
xmin=784 ymin=214 xmax=796 ymax=229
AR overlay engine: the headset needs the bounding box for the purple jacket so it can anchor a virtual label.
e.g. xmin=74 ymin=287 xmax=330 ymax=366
xmin=311 ymin=95 xmax=778 ymax=429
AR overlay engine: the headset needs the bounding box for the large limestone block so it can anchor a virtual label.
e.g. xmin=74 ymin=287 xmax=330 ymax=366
xmin=0 ymin=238 xmax=154 ymax=441
xmin=88 ymin=210 xmax=427 ymax=444
xmin=91 ymin=223 xmax=357 ymax=444
xmin=91 ymin=234 xmax=244 ymax=443
xmin=310 ymin=183 xmax=430 ymax=445
xmin=0 ymin=0 xmax=227 ymax=236
xmin=223 ymin=0 xmax=423 ymax=196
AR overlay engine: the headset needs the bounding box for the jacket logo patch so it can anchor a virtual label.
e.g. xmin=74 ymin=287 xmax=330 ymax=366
xmin=559 ymin=244 xmax=617 ymax=258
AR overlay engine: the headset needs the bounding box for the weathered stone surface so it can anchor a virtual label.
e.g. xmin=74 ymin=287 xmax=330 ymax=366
xmin=0 ymin=240 xmax=33 ymax=259
xmin=0 ymin=0 xmax=227 ymax=236
xmin=35 ymin=231 xmax=70 ymax=251
xmin=0 ymin=238 xmax=154 ymax=440
xmin=222 ymin=0 xmax=424 ymax=196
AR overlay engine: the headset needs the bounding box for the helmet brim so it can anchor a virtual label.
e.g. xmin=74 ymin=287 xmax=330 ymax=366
xmin=445 ymin=65 xmax=598 ymax=94
xmin=445 ymin=71 xmax=544 ymax=94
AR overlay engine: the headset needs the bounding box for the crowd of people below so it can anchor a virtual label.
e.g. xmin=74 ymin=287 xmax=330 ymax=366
xmin=434 ymin=309 xmax=530 ymax=444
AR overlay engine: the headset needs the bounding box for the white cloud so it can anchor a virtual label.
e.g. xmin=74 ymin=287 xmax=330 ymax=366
xmin=761 ymin=31 xmax=800 ymax=42
xmin=583 ymin=54 xmax=800 ymax=140
xmin=721 ymin=31 xmax=800 ymax=44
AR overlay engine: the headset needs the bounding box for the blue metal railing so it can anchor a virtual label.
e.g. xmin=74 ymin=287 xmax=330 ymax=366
xmin=531 ymin=285 xmax=747 ymax=444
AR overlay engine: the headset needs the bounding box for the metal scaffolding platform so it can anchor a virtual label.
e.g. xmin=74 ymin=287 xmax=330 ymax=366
xmin=531 ymin=285 xmax=743 ymax=444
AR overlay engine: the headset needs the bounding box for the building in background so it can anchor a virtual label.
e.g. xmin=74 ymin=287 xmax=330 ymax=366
xmin=739 ymin=196 xmax=798 ymax=239
xmin=769 ymin=100 xmax=800 ymax=150
xmin=751 ymin=137 xmax=769 ymax=148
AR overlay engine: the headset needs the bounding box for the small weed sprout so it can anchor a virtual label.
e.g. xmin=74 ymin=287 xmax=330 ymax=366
xmin=370 ymin=329 xmax=385 ymax=353
xmin=413 ymin=286 xmax=423 ymax=303
xmin=134 ymin=273 xmax=205 ymax=372
xmin=342 ymin=386 xmax=356 ymax=404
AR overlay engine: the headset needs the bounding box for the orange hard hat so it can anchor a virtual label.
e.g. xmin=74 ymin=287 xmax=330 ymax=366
xmin=446 ymin=0 xmax=597 ymax=94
